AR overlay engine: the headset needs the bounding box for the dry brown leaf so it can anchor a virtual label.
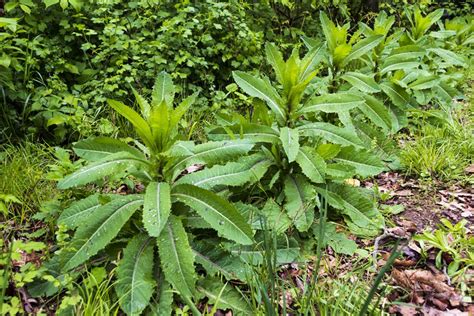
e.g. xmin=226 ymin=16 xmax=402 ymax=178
xmin=391 ymin=269 xmax=462 ymax=310
xmin=389 ymin=305 xmax=419 ymax=316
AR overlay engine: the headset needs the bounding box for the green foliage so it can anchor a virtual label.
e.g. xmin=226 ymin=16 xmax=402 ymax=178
xmin=215 ymin=43 xmax=386 ymax=237
xmin=400 ymin=102 xmax=473 ymax=184
xmin=0 ymin=142 xmax=59 ymax=223
xmin=49 ymin=74 xmax=256 ymax=315
xmin=1 ymin=0 xmax=264 ymax=142
xmin=414 ymin=219 xmax=474 ymax=281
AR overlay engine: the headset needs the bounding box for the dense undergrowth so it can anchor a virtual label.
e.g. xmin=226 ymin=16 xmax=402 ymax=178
xmin=1 ymin=1 xmax=473 ymax=315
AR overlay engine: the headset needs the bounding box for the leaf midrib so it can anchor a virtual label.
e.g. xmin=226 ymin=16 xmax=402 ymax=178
xmin=173 ymin=193 xmax=250 ymax=243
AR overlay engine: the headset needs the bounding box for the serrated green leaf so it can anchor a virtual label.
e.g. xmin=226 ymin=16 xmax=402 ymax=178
xmin=319 ymin=12 xmax=336 ymax=52
xmin=152 ymin=71 xmax=175 ymax=106
xmin=343 ymin=35 xmax=384 ymax=65
xmin=170 ymin=92 xmax=198 ymax=129
xmin=325 ymin=164 xmax=356 ymax=179
xmin=58 ymin=152 xmax=149 ymax=189
xmin=157 ymin=215 xmax=196 ymax=299
xmin=233 ymin=71 xmax=286 ymax=124
xmin=61 ymin=195 xmax=143 ymax=271
xmin=147 ymin=279 xmax=173 ymax=316
xmin=131 ymin=87 xmax=151 ymax=119
xmin=295 ymin=146 xmax=326 ymax=183
xmin=265 ymin=43 xmax=285 ymax=85
xmin=107 ymin=99 xmax=155 ymax=151
xmin=172 ymin=184 xmax=254 ymax=245
xmin=326 ymin=184 xmax=384 ymax=237
xmin=341 ymin=72 xmax=381 ymax=93
xmin=284 ymin=175 xmax=316 ymax=232
xmin=143 ymin=182 xmax=171 ymax=237
xmin=334 ymin=147 xmax=385 ymax=177
xmin=357 ymin=94 xmax=392 ymax=131
xmin=73 ymin=137 xmax=145 ymax=162
xmin=279 ymin=127 xmax=299 ymax=162
xmin=168 ymin=140 xmax=254 ymax=180
xmin=197 ymin=278 xmax=251 ymax=316
xmin=408 ymin=75 xmax=440 ymax=90
xmin=380 ymin=82 xmax=414 ymax=109
xmin=176 ymin=155 xmax=271 ymax=189
xmin=208 ymin=124 xmax=279 ymax=143
xmin=227 ymin=236 xmax=300 ymax=265
xmin=298 ymin=122 xmax=363 ymax=148
xmin=260 ymin=199 xmax=292 ymax=234
xmin=116 ymin=234 xmax=155 ymax=316
xmin=428 ymin=48 xmax=466 ymax=66
xmin=58 ymin=194 xmax=116 ymax=228
xmin=191 ymin=239 xmax=243 ymax=280
xmin=301 ymin=93 xmax=364 ymax=114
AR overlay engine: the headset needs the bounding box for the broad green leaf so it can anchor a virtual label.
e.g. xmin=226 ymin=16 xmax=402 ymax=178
xmin=380 ymin=82 xmax=414 ymax=109
xmin=325 ymin=164 xmax=356 ymax=179
xmin=384 ymin=45 xmax=425 ymax=64
xmin=284 ymin=175 xmax=316 ymax=232
xmin=357 ymin=94 xmax=392 ymax=131
xmin=408 ymin=75 xmax=440 ymax=90
xmin=116 ymin=234 xmax=155 ymax=316
xmin=61 ymin=195 xmax=143 ymax=271
xmin=170 ymin=92 xmax=198 ymax=129
xmin=260 ymin=199 xmax=292 ymax=234
xmin=172 ymin=184 xmax=254 ymax=245
xmin=232 ymin=71 xmax=286 ymax=124
xmin=298 ymin=122 xmax=363 ymax=148
xmin=301 ymin=35 xmax=321 ymax=50
xmin=301 ymin=93 xmax=364 ymax=113
xmin=316 ymin=143 xmax=341 ymax=159
xmin=73 ymin=137 xmax=145 ymax=162
xmin=227 ymin=236 xmax=300 ymax=265
xmin=265 ymin=43 xmax=285 ymax=85
xmin=143 ymin=182 xmax=171 ymax=237
xmin=434 ymin=82 xmax=460 ymax=103
xmin=312 ymin=222 xmax=357 ymax=255
xmin=152 ymin=71 xmax=175 ymax=106
xmin=319 ymin=12 xmax=336 ymax=52
xmin=131 ymin=87 xmax=151 ymax=119
xmin=380 ymin=61 xmax=420 ymax=74
xmin=176 ymin=155 xmax=271 ymax=189
xmin=149 ymin=100 xmax=170 ymax=151
xmin=428 ymin=48 xmax=466 ymax=66
xmin=191 ymin=239 xmax=243 ymax=280
xmin=299 ymin=44 xmax=325 ymax=81
xmin=157 ymin=215 xmax=196 ymax=299
xmin=295 ymin=146 xmax=326 ymax=183
xmin=326 ymin=184 xmax=384 ymax=237
xmin=197 ymin=278 xmax=251 ymax=316
xmin=279 ymin=127 xmax=299 ymax=163
xmin=208 ymin=124 xmax=279 ymax=143
xmin=168 ymin=140 xmax=254 ymax=179
xmin=58 ymin=194 xmax=117 ymax=228
xmin=341 ymin=72 xmax=380 ymax=93
xmin=107 ymin=99 xmax=155 ymax=151
xmin=334 ymin=147 xmax=385 ymax=177
xmin=343 ymin=35 xmax=384 ymax=65
xmin=147 ymin=279 xmax=173 ymax=316
xmin=58 ymin=152 xmax=150 ymax=189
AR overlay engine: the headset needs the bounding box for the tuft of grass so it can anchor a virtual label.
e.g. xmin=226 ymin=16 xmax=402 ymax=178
xmin=400 ymin=102 xmax=473 ymax=185
xmin=0 ymin=142 xmax=59 ymax=224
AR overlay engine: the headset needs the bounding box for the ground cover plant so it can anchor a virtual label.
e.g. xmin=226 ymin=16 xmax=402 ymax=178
xmin=1 ymin=1 xmax=473 ymax=315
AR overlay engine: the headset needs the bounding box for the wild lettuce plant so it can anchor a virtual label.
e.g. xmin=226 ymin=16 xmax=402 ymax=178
xmin=51 ymin=73 xmax=255 ymax=315
xmin=208 ymin=43 xmax=386 ymax=237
